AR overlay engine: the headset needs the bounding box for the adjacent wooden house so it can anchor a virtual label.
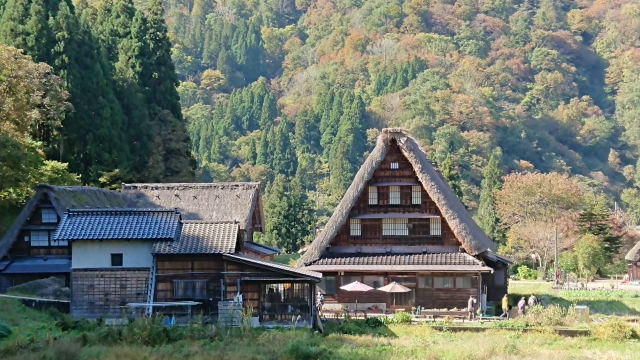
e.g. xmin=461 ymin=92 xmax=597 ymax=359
xmin=0 ymin=185 xmax=126 ymax=292
xmin=53 ymin=209 xmax=181 ymax=318
xmin=152 ymin=221 xmax=321 ymax=327
xmin=297 ymin=129 xmax=511 ymax=311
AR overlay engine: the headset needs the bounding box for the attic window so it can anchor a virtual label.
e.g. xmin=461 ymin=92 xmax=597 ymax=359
xmin=41 ymin=208 xmax=57 ymax=223
xmin=368 ymin=186 xmax=378 ymax=205
xmin=430 ymin=217 xmax=442 ymax=236
xmin=411 ymin=186 xmax=422 ymax=205
xmin=389 ymin=186 xmax=400 ymax=205
xmin=390 ymin=162 xmax=399 ymax=170
xmin=382 ymin=218 xmax=408 ymax=236
xmin=350 ymin=219 xmax=361 ymax=236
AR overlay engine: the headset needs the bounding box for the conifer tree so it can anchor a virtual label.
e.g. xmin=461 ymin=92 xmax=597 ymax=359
xmin=294 ymin=107 xmax=320 ymax=154
xmin=246 ymin=137 xmax=257 ymax=165
xmin=577 ymin=195 xmax=622 ymax=258
xmin=259 ymin=91 xmax=277 ymax=129
xmin=272 ymin=120 xmax=297 ymax=176
xmin=441 ymin=153 xmax=464 ymax=202
xmin=256 ymin=126 xmax=270 ymax=166
xmin=321 ymin=90 xmax=342 ymax=159
xmin=476 ymin=150 xmax=505 ymax=245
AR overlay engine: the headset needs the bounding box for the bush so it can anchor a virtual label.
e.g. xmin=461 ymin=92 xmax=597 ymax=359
xmin=517 ymin=265 xmax=537 ymax=280
xmin=591 ymin=318 xmax=635 ymax=341
xmin=0 ymin=321 xmax=11 ymax=339
xmin=285 ymin=333 xmax=332 ymax=359
xmin=364 ymin=317 xmax=384 ymax=328
xmin=521 ymin=304 xmax=576 ymax=327
xmin=391 ymin=312 xmax=412 ymax=324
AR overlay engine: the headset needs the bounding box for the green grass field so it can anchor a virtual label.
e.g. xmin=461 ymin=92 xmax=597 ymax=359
xmin=509 ymin=281 xmax=640 ymax=316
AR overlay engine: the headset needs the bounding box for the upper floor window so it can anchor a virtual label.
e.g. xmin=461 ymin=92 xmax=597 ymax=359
xmin=390 ymin=162 xmax=399 ymax=170
xmin=430 ymin=217 xmax=442 ymax=236
xmin=350 ymin=219 xmax=361 ymax=236
xmin=382 ymin=218 xmax=408 ymax=236
xmin=368 ymin=186 xmax=378 ymax=205
xmin=111 ymin=253 xmax=123 ymax=267
xmin=389 ymin=186 xmax=401 ymax=205
xmin=30 ymin=231 xmax=49 ymax=246
xmin=41 ymin=208 xmax=57 ymax=223
xmin=411 ymin=186 xmax=422 ymax=205
xmin=50 ymin=238 xmax=68 ymax=246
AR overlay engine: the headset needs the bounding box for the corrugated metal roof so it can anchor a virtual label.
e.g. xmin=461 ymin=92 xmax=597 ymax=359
xmin=153 ymin=221 xmax=239 ymax=254
xmin=223 ymin=253 xmax=322 ymax=280
xmin=53 ymin=209 xmax=180 ymax=241
xmin=243 ymin=241 xmax=280 ymax=255
xmin=0 ymin=257 xmax=71 ymax=274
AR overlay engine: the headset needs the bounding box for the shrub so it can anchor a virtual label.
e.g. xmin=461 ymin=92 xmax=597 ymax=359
xmin=285 ymin=334 xmax=332 ymax=359
xmin=364 ymin=317 xmax=384 ymax=328
xmin=521 ymin=304 xmax=575 ymax=327
xmin=517 ymin=265 xmax=537 ymax=280
xmin=0 ymin=321 xmax=11 ymax=339
xmin=591 ymin=318 xmax=635 ymax=341
xmin=391 ymin=312 xmax=412 ymax=324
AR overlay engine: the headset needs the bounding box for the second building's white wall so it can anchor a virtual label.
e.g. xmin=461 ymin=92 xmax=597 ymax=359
xmin=72 ymin=240 xmax=154 ymax=269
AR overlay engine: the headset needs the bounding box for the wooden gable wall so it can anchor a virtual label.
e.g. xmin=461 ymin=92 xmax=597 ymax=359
xmin=330 ymin=140 xmax=461 ymax=248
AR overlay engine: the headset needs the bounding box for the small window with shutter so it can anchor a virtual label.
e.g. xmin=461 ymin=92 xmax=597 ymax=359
xmin=430 ymin=217 xmax=442 ymax=236
xmin=350 ymin=219 xmax=361 ymax=236
xmin=368 ymin=186 xmax=378 ymax=205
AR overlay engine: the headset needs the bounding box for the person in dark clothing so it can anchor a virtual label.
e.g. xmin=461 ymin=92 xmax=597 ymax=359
xmin=468 ymin=295 xmax=477 ymax=321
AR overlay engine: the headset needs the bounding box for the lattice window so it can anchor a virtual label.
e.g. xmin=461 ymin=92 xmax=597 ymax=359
xmin=30 ymin=231 xmax=48 ymax=246
xmin=350 ymin=219 xmax=361 ymax=236
xmin=390 ymin=162 xmax=399 ymax=169
xmin=389 ymin=186 xmax=401 ymax=205
xmin=409 ymin=219 xmax=430 ymax=236
xmin=41 ymin=208 xmax=57 ymax=223
xmin=51 ymin=238 xmax=68 ymax=246
xmin=430 ymin=217 xmax=442 ymax=236
xmin=382 ymin=218 xmax=408 ymax=236
xmin=412 ymin=186 xmax=422 ymax=205
xmin=456 ymin=276 xmax=473 ymax=288
xmin=174 ymin=280 xmax=208 ymax=299
xmin=368 ymin=186 xmax=378 ymax=205
xmin=434 ymin=276 xmax=454 ymax=288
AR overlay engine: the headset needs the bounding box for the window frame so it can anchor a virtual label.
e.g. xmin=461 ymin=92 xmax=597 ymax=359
xmin=368 ymin=186 xmax=378 ymax=205
xmin=173 ymin=279 xmax=208 ymax=299
xmin=111 ymin=253 xmax=123 ymax=267
xmin=418 ymin=276 xmax=433 ymax=288
xmin=30 ymin=231 xmax=49 ymax=247
xmin=390 ymin=162 xmax=399 ymax=170
xmin=389 ymin=186 xmax=401 ymax=205
xmin=430 ymin=217 xmax=442 ymax=236
xmin=41 ymin=208 xmax=58 ymax=223
xmin=318 ymin=276 xmax=336 ymax=295
xmin=350 ymin=219 xmax=361 ymax=236
xmin=363 ymin=275 xmax=384 ymax=289
xmin=411 ymin=186 xmax=422 ymax=205
xmin=382 ymin=218 xmax=409 ymax=236
xmin=433 ymin=276 xmax=454 ymax=288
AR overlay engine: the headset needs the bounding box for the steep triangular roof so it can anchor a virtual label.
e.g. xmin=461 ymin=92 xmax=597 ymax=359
xmin=298 ymin=128 xmax=496 ymax=266
xmin=0 ymin=184 xmax=126 ymax=258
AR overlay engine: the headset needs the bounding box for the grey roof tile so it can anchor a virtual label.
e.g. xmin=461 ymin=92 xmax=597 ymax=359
xmin=153 ymin=221 xmax=239 ymax=254
xmin=223 ymin=253 xmax=321 ymax=279
xmin=53 ymin=209 xmax=180 ymax=241
xmin=310 ymin=252 xmax=483 ymax=267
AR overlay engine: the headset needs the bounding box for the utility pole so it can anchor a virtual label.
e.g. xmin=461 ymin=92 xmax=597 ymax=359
xmin=554 ymin=227 xmax=559 ymax=286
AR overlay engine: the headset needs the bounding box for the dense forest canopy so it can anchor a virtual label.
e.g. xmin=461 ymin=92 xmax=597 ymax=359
xmin=2 ymin=0 xmax=640 ymax=267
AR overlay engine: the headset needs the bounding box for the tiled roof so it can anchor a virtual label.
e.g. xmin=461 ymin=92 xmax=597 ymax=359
xmin=224 ymin=253 xmax=322 ymax=280
xmin=0 ymin=257 xmax=72 ymax=274
xmin=53 ymin=209 xmax=180 ymax=241
xmin=243 ymin=241 xmax=280 ymax=255
xmin=303 ymin=253 xmax=492 ymax=272
xmin=153 ymin=221 xmax=239 ymax=254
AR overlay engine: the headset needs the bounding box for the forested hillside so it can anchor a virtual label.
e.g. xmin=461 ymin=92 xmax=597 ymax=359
xmin=3 ymin=0 xmax=640 ymax=257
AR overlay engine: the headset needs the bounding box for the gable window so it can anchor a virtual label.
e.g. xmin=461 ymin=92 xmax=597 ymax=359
xmin=368 ymin=186 xmax=378 ymax=205
xmin=174 ymin=280 xmax=208 ymax=299
xmin=389 ymin=186 xmax=401 ymax=205
xmin=30 ymin=231 xmax=48 ymax=246
xmin=318 ymin=276 xmax=336 ymax=294
xmin=382 ymin=218 xmax=408 ymax=236
xmin=430 ymin=217 xmax=442 ymax=236
xmin=350 ymin=219 xmax=361 ymax=236
xmin=41 ymin=208 xmax=57 ymax=223
xmin=390 ymin=162 xmax=399 ymax=170
xmin=411 ymin=186 xmax=422 ymax=205
xmin=111 ymin=253 xmax=123 ymax=267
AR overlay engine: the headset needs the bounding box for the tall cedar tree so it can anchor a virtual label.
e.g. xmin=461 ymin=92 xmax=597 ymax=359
xmin=577 ymin=195 xmax=622 ymax=258
xmin=476 ymin=151 xmax=505 ymax=244
xmin=441 ymin=153 xmax=464 ymax=203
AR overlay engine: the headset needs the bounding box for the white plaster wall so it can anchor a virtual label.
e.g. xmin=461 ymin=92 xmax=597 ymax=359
xmin=72 ymin=240 xmax=154 ymax=269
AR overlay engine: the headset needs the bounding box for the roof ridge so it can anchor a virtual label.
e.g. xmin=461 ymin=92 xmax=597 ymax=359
xmin=67 ymin=208 xmax=179 ymax=213
xmin=181 ymin=220 xmax=239 ymax=224
xmin=122 ymin=182 xmax=260 ymax=188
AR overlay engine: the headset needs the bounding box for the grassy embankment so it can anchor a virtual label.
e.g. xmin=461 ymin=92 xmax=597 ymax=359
xmin=1 ymin=296 xmax=640 ymax=360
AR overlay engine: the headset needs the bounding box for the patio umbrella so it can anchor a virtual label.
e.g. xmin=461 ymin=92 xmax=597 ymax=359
xmin=377 ymin=282 xmax=411 ymax=306
xmin=340 ymin=281 xmax=373 ymax=311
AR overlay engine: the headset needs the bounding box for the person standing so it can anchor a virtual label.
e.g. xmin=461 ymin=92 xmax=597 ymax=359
xmin=528 ymin=294 xmax=538 ymax=307
xmin=517 ymin=297 xmax=526 ymax=317
xmin=468 ymin=295 xmax=477 ymax=321
xmin=500 ymin=294 xmax=509 ymax=319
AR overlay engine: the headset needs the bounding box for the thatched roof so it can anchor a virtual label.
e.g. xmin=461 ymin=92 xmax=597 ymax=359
xmin=121 ymin=183 xmax=265 ymax=232
xmin=625 ymin=241 xmax=640 ymax=262
xmin=298 ymin=128 xmax=497 ymax=267
xmin=0 ymin=184 xmax=126 ymax=258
